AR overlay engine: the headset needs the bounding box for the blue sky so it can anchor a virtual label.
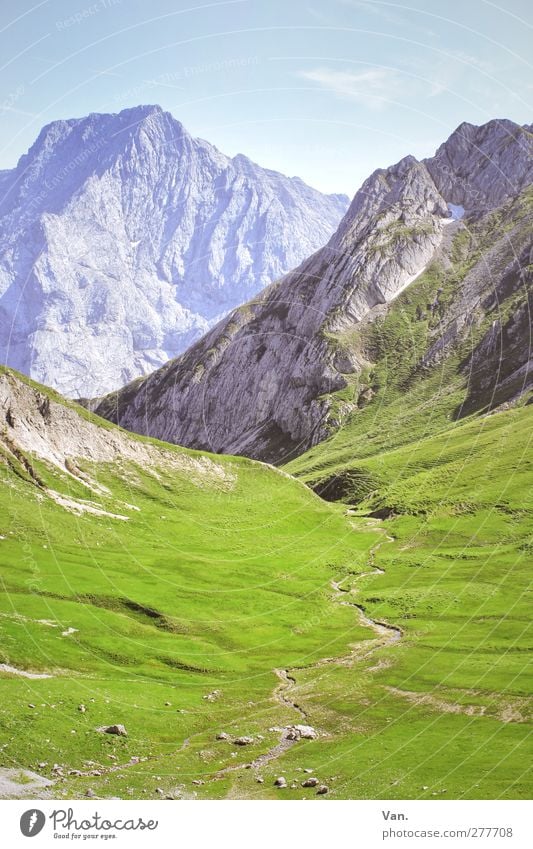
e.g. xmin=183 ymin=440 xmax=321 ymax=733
xmin=1 ymin=0 xmax=531 ymax=194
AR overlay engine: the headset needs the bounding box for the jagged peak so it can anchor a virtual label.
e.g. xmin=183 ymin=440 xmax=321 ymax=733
xmin=433 ymin=117 xmax=528 ymax=159
xmin=16 ymin=105 xmax=189 ymax=170
xmin=425 ymin=116 xmax=533 ymax=209
xmin=334 ymin=151 xmax=445 ymax=247
xmin=0 ymin=106 xmax=349 ymax=398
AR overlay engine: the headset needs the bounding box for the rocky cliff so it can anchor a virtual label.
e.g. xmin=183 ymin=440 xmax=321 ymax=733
xmin=0 ymin=105 xmax=348 ymax=398
xmin=92 ymin=120 xmax=533 ymax=462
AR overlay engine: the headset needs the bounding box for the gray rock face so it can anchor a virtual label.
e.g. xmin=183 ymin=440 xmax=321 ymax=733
xmin=425 ymin=119 xmax=533 ymax=211
xmin=0 ymin=105 xmax=348 ymax=398
xmin=93 ymin=120 xmax=532 ymax=462
xmin=455 ymin=246 xmax=533 ymax=416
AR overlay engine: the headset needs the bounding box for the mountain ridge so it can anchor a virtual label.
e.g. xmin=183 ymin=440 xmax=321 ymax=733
xmin=0 ymin=105 xmax=348 ymax=398
xmin=92 ymin=118 xmax=532 ymax=463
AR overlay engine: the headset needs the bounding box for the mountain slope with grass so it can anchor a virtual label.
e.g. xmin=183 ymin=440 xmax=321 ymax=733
xmin=1 ymin=366 xmax=531 ymax=800
xmin=92 ymin=119 xmax=532 ymax=463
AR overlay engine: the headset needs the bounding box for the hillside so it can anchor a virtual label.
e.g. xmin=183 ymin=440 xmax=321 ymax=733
xmin=0 ymin=105 xmax=348 ymax=398
xmin=0 ymin=366 xmax=531 ymax=800
xmin=92 ymin=119 xmax=533 ymax=463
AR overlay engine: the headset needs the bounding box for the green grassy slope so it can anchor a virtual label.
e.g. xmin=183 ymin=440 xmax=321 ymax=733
xmin=0 ymin=367 xmax=384 ymax=799
xmin=307 ymin=188 xmax=532 ymax=491
xmin=1 ymin=362 xmax=531 ymax=800
xmin=279 ymin=193 xmax=533 ymax=799
xmin=284 ymin=378 xmax=532 ymax=799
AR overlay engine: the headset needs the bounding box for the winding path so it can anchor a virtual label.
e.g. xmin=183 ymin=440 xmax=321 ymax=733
xmin=210 ymin=525 xmax=402 ymax=782
xmin=59 ymin=524 xmax=401 ymax=791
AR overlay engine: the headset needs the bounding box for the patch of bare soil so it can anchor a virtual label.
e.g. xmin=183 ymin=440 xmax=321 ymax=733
xmin=0 ymin=663 xmax=53 ymax=679
xmin=0 ymin=768 xmax=54 ymax=798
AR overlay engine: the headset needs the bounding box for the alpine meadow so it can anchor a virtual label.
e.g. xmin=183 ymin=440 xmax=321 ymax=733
xmin=0 ymin=0 xmax=532 ymax=813
xmin=1 ymin=119 xmax=532 ymax=801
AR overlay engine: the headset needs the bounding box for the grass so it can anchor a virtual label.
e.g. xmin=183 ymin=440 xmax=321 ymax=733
xmin=1 ymin=185 xmax=531 ymax=800
xmin=283 ymin=249 xmax=533 ymax=800
xmin=275 ymin=192 xmax=533 ymax=799
xmin=281 ymin=405 xmax=532 ymax=799
xmin=0 ymin=381 xmax=385 ymax=799
xmin=1 ymin=368 xmax=531 ymax=799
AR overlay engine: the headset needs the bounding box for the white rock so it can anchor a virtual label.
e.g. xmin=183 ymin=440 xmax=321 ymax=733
xmin=0 ymin=106 xmax=348 ymax=398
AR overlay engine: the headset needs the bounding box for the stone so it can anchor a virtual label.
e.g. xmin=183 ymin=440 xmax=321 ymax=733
xmin=302 ymin=777 xmax=319 ymax=787
xmin=100 ymin=724 xmax=127 ymax=737
xmin=233 ymin=736 xmax=254 ymax=746
xmin=286 ymin=724 xmax=318 ymax=741
xmin=292 ymin=724 xmax=318 ymax=740
xmin=274 ymin=777 xmax=287 ymax=788
xmin=203 ymin=690 xmax=221 ymax=702
xmin=316 ymin=785 xmax=329 ymax=795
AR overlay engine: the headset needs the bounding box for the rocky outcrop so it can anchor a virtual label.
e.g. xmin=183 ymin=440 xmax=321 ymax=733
xmin=0 ymin=105 xmax=348 ymax=398
xmin=455 ymin=254 xmax=533 ymax=417
xmin=0 ymin=368 xmax=234 ymax=492
xmin=425 ymin=119 xmax=533 ymax=210
xmin=93 ymin=120 xmax=533 ymax=462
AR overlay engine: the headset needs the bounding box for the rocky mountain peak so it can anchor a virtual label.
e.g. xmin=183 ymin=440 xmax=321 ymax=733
xmin=0 ymin=107 xmax=349 ymax=397
xmin=92 ymin=118 xmax=532 ymax=463
xmin=334 ymin=154 xmax=447 ymax=250
xmin=425 ymin=118 xmax=532 ymax=210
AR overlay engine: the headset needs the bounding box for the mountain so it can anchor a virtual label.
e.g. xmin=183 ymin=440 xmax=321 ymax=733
xmin=0 ymin=105 xmax=348 ymax=398
xmin=1 ymin=366 xmax=531 ymax=800
xmin=93 ymin=119 xmax=533 ymax=462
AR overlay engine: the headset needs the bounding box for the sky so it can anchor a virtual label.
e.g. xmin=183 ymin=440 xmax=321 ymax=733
xmin=0 ymin=0 xmax=531 ymax=195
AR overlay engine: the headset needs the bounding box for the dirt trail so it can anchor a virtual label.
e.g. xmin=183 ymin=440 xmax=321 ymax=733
xmin=273 ymin=668 xmax=308 ymax=719
xmin=209 ymin=525 xmax=401 ymax=783
xmin=52 ymin=524 xmax=400 ymax=794
xmin=330 ymin=579 xmax=402 ymax=646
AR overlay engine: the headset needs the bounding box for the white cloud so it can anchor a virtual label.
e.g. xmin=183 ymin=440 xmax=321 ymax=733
xmin=297 ymin=66 xmax=405 ymax=110
xmin=338 ymin=0 xmax=437 ymax=38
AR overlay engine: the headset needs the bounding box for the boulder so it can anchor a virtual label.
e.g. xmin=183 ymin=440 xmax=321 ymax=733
xmin=233 ymin=736 xmax=254 ymax=746
xmin=100 ymin=724 xmax=127 ymax=737
xmin=286 ymin=724 xmax=318 ymax=740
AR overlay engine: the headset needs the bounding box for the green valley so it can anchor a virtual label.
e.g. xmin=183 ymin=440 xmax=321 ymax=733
xmin=0 ymin=357 xmax=531 ymax=799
